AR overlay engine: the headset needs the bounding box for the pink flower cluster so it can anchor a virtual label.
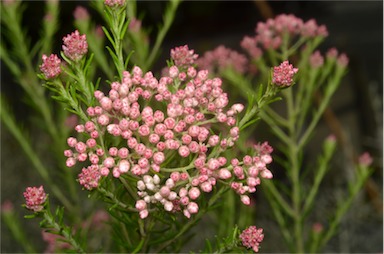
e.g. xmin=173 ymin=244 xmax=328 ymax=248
xmin=23 ymin=186 xmax=47 ymax=212
xmin=239 ymin=226 xmax=264 ymax=253
xmin=64 ymin=46 xmax=274 ymax=219
xmin=40 ymin=30 xmax=88 ymax=79
xmin=40 ymin=54 xmax=61 ymax=79
xmin=104 ymin=0 xmax=126 ymax=7
xmin=310 ymin=48 xmax=349 ymax=69
xmin=242 ymin=14 xmax=328 ymax=52
xmin=170 ymin=45 xmax=198 ymax=67
xmin=196 ymin=45 xmax=249 ymax=74
xmin=272 ymin=60 xmax=298 ymax=87
xmin=62 ymin=30 xmax=88 ymax=61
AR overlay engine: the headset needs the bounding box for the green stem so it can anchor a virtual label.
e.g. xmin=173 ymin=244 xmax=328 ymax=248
xmin=316 ymin=167 xmax=371 ymax=252
xmin=144 ymin=0 xmax=181 ymax=71
xmin=263 ymin=184 xmax=294 ymax=252
xmin=302 ymin=138 xmax=336 ymax=217
xmin=262 ymin=180 xmax=294 ymax=217
xmin=284 ymin=88 xmax=304 ymax=253
xmin=97 ymin=186 xmax=137 ymax=212
xmin=2 ymin=210 xmax=36 ymax=253
xmin=298 ymin=70 xmax=343 ymax=149
xmin=155 ymin=187 xmax=228 ymax=252
xmin=43 ymin=211 xmax=86 ymax=254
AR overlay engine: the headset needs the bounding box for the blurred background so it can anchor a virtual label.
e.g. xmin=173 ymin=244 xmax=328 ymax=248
xmin=1 ymin=1 xmax=382 ymax=253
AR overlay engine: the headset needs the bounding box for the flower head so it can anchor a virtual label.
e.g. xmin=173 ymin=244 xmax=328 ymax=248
xmin=62 ymin=30 xmax=88 ymax=61
xmin=272 ymin=60 xmax=298 ymax=87
xmin=358 ymin=152 xmax=373 ymax=167
xmin=104 ymin=0 xmax=125 ymax=7
xmin=196 ymin=45 xmax=248 ymax=74
xmin=23 ymin=186 xmax=47 ymax=212
xmin=78 ymin=165 xmax=102 ymax=190
xmin=239 ymin=226 xmax=264 ymax=252
xmin=73 ymin=6 xmax=89 ymax=21
xmin=40 ymin=54 xmax=61 ymax=79
xmin=310 ymin=50 xmax=324 ymax=68
xmin=171 ymin=45 xmax=198 ymax=68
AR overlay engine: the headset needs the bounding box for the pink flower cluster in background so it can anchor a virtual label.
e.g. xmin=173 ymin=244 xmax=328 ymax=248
xmin=64 ymin=45 xmax=274 ymax=219
xmin=196 ymin=45 xmax=248 ymax=74
xmin=196 ymin=14 xmax=334 ymax=74
xmin=243 ymin=13 xmax=328 ymax=52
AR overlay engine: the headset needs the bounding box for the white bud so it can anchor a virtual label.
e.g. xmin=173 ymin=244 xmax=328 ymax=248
xmin=137 ymin=180 xmax=146 ymax=191
xmin=164 ymin=201 xmax=174 ymax=211
xmin=168 ymin=191 xmax=177 ymax=200
xmin=146 ymin=182 xmax=155 ymax=191
xmin=153 ymin=174 xmax=160 ymax=184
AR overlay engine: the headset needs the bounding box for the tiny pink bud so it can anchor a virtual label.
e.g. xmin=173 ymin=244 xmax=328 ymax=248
xmin=139 ymin=209 xmax=148 ymax=219
xmin=260 ymin=169 xmax=273 ymax=179
xmin=135 ymin=200 xmax=147 ymax=211
xmin=218 ymin=169 xmax=232 ymax=179
xmin=187 ymin=202 xmax=199 ymax=214
xmin=188 ymin=187 xmax=201 ymax=200
xmin=163 ymin=201 xmax=174 ymax=211
xmin=240 ymin=195 xmax=251 ymax=205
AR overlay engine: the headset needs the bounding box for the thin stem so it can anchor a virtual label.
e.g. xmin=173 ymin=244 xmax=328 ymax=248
xmin=97 ymin=186 xmax=137 ymax=212
xmin=155 ymin=187 xmax=228 ymax=252
xmin=262 ymin=180 xmax=295 ymax=217
xmin=263 ymin=184 xmax=294 ymax=252
xmin=161 ymin=161 xmax=195 ymax=172
xmin=259 ymin=111 xmax=291 ymax=145
xmin=145 ymin=0 xmax=181 ymax=71
xmin=302 ymin=138 xmax=336 ymax=217
xmin=43 ymin=212 xmax=86 ymax=254
xmin=284 ymin=88 xmax=304 ymax=253
xmin=316 ymin=167 xmax=371 ymax=252
xmin=298 ymin=72 xmax=342 ymax=149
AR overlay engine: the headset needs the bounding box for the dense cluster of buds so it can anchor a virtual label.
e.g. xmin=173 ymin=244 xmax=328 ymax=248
xmin=64 ymin=45 xmax=274 ymax=219
xmin=104 ymin=0 xmax=126 ymax=7
xmin=272 ymin=60 xmax=299 ymax=87
xmin=239 ymin=226 xmax=264 ymax=253
xmin=40 ymin=54 xmax=61 ymax=79
xmin=40 ymin=30 xmax=88 ymax=79
xmin=196 ymin=45 xmax=248 ymax=74
xmin=197 ymin=14 xmax=323 ymax=75
xmin=23 ymin=186 xmax=47 ymax=212
xmin=241 ymin=13 xmax=328 ymax=53
xmin=62 ymin=30 xmax=88 ymax=62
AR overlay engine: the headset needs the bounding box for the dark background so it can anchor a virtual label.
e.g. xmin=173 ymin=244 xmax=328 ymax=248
xmin=1 ymin=1 xmax=383 ymax=253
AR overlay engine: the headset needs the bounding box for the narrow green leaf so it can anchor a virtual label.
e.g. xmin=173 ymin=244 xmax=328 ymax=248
xmin=83 ymin=53 xmax=94 ymax=76
xmin=24 ymin=214 xmax=37 ymax=219
xmin=257 ymin=84 xmax=264 ymax=100
xmin=120 ymin=20 xmax=130 ymax=40
xmin=102 ymin=27 xmax=116 ymax=49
